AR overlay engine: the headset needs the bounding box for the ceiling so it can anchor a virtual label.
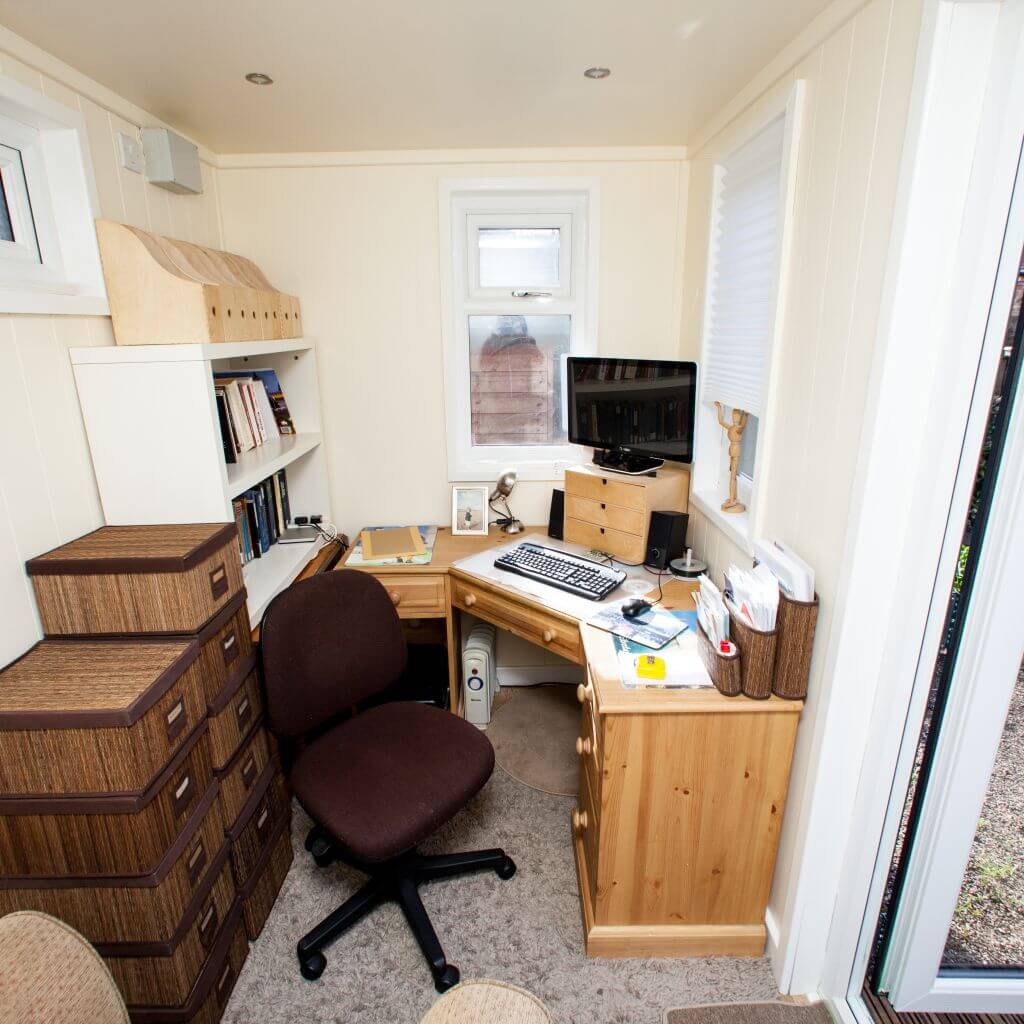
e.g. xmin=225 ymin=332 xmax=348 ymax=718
xmin=0 ymin=0 xmax=832 ymax=154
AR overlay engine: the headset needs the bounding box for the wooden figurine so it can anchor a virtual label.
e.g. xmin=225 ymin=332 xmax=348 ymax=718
xmin=715 ymin=402 xmax=749 ymax=514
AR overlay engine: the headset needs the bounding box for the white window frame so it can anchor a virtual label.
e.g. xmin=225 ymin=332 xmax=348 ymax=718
xmin=0 ymin=74 xmax=107 ymax=315
xmin=691 ymin=81 xmax=805 ymax=553
xmin=439 ymin=178 xmax=599 ymax=481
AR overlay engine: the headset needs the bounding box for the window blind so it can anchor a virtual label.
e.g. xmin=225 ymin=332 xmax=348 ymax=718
xmin=701 ymin=117 xmax=785 ymax=417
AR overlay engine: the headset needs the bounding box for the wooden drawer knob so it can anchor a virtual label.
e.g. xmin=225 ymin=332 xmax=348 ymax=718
xmin=572 ymin=808 xmax=589 ymax=832
xmin=463 ymin=593 xmax=477 ymax=607
xmin=542 ymin=629 xmax=555 ymax=643
xmin=389 ymin=591 xmax=402 ymax=605
xmin=576 ymin=683 xmax=593 ymax=705
xmin=575 ymin=736 xmax=592 ymax=756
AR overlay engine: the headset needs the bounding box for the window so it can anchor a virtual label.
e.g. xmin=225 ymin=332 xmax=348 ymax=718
xmin=0 ymin=77 xmax=107 ymax=314
xmin=692 ymin=83 xmax=802 ymax=546
xmin=440 ymin=181 xmax=598 ymax=480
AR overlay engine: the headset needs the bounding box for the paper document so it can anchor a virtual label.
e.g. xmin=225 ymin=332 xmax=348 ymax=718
xmin=723 ymin=563 xmax=779 ymax=631
xmin=611 ymin=610 xmax=711 ymax=688
xmin=693 ymin=574 xmax=730 ymax=646
xmin=753 ymin=538 xmax=815 ymax=602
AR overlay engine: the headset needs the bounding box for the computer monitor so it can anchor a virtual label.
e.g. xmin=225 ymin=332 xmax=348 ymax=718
xmin=566 ymin=356 xmax=697 ymax=469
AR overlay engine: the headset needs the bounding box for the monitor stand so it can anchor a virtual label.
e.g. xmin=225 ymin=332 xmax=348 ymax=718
xmin=592 ymin=448 xmax=664 ymax=476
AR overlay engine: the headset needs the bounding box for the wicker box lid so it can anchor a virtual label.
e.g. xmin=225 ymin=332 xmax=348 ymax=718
xmin=26 ymin=524 xmax=236 ymax=576
xmin=0 ymin=638 xmax=200 ymax=729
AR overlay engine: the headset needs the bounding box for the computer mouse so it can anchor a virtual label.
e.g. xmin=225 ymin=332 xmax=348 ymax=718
xmin=621 ymin=599 xmax=652 ymax=619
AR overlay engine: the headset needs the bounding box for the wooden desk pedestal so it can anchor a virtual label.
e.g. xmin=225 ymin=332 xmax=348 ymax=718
xmin=339 ymin=528 xmax=802 ymax=958
xmin=574 ymin=619 xmax=801 ymax=958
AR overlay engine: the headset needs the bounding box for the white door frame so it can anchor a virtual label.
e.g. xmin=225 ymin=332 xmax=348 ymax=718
xmin=763 ymin=0 xmax=1024 ymax=1004
xmin=878 ymin=180 xmax=1024 ymax=1010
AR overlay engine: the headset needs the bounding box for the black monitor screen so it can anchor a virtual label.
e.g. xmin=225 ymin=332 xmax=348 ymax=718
xmin=567 ymin=357 xmax=697 ymax=463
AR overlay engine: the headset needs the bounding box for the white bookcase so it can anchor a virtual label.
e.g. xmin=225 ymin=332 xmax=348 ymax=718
xmin=71 ymin=338 xmax=329 ymax=624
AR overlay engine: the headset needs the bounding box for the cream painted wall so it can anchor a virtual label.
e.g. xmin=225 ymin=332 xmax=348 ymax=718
xmin=0 ymin=43 xmax=222 ymax=666
xmin=678 ymin=0 xmax=923 ymax=979
xmin=216 ymin=157 xmax=688 ymax=535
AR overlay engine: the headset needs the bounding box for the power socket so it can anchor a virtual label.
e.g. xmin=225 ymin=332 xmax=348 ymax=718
xmin=117 ymin=131 xmax=145 ymax=174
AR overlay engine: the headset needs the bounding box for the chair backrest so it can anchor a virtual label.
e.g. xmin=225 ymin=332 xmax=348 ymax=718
xmin=0 ymin=911 xmax=130 ymax=1024
xmin=260 ymin=569 xmax=407 ymax=739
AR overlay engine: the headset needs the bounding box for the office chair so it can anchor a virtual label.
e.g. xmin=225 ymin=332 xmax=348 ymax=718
xmin=260 ymin=570 xmax=516 ymax=992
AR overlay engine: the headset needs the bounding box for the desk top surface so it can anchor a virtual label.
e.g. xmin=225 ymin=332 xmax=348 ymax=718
xmin=341 ymin=526 xmax=801 ymax=716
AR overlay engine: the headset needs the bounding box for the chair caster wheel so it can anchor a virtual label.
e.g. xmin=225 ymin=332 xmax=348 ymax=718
xmin=496 ymin=856 xmax=517 ymax=880
xmin=433 ymin=963 xmax=460 ymax=993
xmin=311 ymin=837 xmax=335 ymax=867
xmin=299 ymin=951 xmax=326 ymax=981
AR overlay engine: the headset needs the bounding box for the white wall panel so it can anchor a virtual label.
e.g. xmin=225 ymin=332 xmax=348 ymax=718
xmin=0 ymin=40 xmax=223 ymax=666
xmin=679 ymin=0 xmax=924 ymax=988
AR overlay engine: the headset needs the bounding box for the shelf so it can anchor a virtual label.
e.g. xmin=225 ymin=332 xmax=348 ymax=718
xmin=70 ymin=338 xmax=314 ymax=365
xmin=224 ymin=432 xmax=321 ymax=497
xmin=243 ymin=539 xmax=323 ymax=624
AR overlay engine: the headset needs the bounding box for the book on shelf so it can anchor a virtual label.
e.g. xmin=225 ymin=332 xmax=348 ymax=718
xmin=232 ymin=467 xmax=297 ymax=565
xmin=215 ymin=392 xmax=237 ymax=464
xmin=213 ymin=369 xmax=296 ymax=467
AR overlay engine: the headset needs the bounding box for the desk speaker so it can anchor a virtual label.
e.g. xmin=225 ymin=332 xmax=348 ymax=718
xmin=548 ymin=488 xmax=564 ymax=540
xmin=646 ymin=511 xmax=688 ymax=570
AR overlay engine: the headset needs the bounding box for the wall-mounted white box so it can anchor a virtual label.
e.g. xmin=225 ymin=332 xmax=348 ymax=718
xmin=141 ymin=127 xmax=203 ymax=195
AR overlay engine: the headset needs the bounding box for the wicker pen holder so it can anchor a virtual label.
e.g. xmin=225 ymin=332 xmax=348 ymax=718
xmin=729 ymin=613 xmax=778 ymax=700
xmin=772 ymin=592 xmax=819 ymax=700
xmin=696 ymin=623 xmax=743 ymax=697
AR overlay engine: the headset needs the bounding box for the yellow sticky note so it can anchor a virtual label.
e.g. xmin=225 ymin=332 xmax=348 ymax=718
xmin=635 ymin=655 xmax=666 ymax=680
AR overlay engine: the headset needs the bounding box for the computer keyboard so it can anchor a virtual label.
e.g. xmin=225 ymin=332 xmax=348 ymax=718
xmin=494 ymin=542 xmax=626 ymax=601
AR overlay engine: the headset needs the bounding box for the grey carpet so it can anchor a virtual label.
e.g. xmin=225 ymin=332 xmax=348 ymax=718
xmin=487 ymin=685 xmax=580 ymax=796
xmin=665 ymin=1003 xmax=833 ymax=1024
xmin=224 ymin=767 xmax=781 ymax=1024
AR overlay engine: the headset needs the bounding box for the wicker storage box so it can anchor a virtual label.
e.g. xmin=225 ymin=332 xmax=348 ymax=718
xmin=128 ymin=902 xmax=248 ymax=1024
xmin=192 ymin=592 xmax=253 ymax=703
xmin=0 ymin=638 xmax=207 ymax=796
xmin=101 ymin=856 xmax=236 ymax=1006
xmin=207 ymin=663 xmax=262 ymax=771
xmin=240 ymin=815 xmax=292 ymax=940
xmin=772 ymin=592 xmax=819 ymax=700
xmin=0 ymin=724 xmax=212 ymax=877
xmin=27 ymin=524 xmax=243 ymax=636
xmin=0 ymin=782 xmax=224 ymax=945
xmin=695 ymin=623 xmax=742 ymax=697
xmin=729 ymin=612 xmax=778 ymax=700
xmin=216 ymin=723 xmax=272 ymax=831
xmin=228 ymin=770 xmax=291 ymax=889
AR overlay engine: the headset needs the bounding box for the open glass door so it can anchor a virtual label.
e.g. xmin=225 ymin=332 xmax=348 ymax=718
xmin=870 ymin=226 xmax=1024 ymax=1013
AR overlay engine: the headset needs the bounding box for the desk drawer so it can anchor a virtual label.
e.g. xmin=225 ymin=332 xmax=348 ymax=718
xmin=566 ymin=470 xmax=647 ymax=512
xmin=372 ymin=574 xmax=446 ymax=618
xmin=577 ymin=696 xmax=602 ymax=799
xmin=565 ymin=517 xmax=645 ymax=565
xmin=452 ymin=581 xmax=582 ymax=664
xmin=565 ymin=495 xmax=645 ymax=536
xmin=575 ymin=760 xmax=600 ymax=908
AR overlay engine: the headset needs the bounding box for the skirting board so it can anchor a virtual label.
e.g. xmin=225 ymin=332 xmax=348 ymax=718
xmin=572 ymin=828 xmax=766 ymax=958
xmin=497 ymin=665 xmax=584 ymax=686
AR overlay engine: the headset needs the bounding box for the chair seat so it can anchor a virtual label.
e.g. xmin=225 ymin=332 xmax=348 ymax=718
xmin=291 ymin=702 xmax=495 ymax=863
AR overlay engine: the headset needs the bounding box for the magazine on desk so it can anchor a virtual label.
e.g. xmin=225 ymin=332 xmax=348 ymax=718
xmin=346 ymin=525 xmax=438 ymax=566
xmin=610 ymin=610 xmax=712 ymax=689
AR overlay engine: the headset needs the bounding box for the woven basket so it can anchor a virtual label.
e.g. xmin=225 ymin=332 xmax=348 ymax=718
xmin=729 ymin=611 xmax=777 ymax=700
xmin=772 ymin=592 xmax=819 ymax=700
xmin=27 ymin=524 xmax=242 ymax=636
xmin=0 ymin=785 xmax=225 ymax=946
xmin=695 ymin=623 xmax=742 ymax=697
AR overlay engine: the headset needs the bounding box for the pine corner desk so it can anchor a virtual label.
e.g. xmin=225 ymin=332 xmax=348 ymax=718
xmin=337 ymin=526 xmax=802 ymax=958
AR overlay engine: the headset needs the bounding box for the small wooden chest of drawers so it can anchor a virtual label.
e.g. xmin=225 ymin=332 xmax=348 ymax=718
xmin=562 ymin=464 xmax=689 ymax=565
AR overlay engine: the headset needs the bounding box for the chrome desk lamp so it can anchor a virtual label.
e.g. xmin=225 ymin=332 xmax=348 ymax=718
xmin=490 ymin=469 xmax=523 ymax=534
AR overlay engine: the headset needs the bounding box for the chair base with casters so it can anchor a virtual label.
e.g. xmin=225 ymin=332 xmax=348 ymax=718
xmin=299 ymin=825 xmax=516 ymax=992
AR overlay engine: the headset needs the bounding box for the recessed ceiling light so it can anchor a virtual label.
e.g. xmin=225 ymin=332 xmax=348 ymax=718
xmin=584 ymin=67 xmax=611 ymax=80
xmin=245 ymin=72 xmax=274 ymax=85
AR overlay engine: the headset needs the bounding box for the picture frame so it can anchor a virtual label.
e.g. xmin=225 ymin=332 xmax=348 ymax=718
xmin=451 ymin=485 xmax=490 ymax=536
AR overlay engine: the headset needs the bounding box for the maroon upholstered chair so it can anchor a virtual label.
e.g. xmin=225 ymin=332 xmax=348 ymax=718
xmin=260 ymin=570 xmax=516 ymax=992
